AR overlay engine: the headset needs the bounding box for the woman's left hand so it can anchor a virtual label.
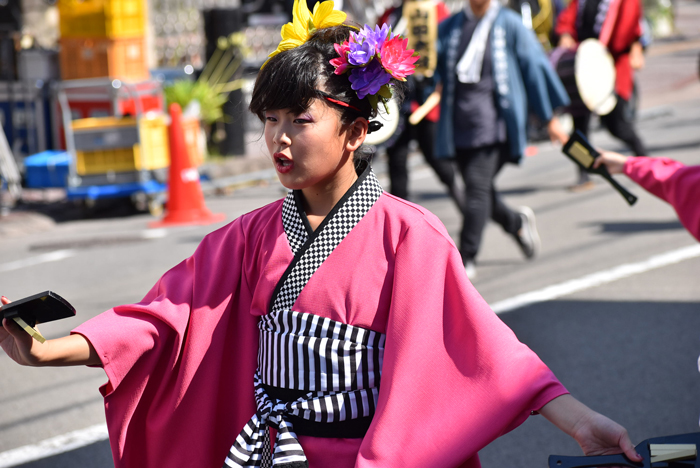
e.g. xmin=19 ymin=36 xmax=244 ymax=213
xmin=570 ymin=409 xmax=641 ymax=460
xmin=539 ymin=394 xmax=642 ymax=462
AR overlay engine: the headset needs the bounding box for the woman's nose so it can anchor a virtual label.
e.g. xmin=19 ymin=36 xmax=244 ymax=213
xmin=274 ymin=129 xmax=291 ymax=146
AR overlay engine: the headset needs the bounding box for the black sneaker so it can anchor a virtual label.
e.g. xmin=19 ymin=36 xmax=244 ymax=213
xmin=514 ymin=206 xmax=540 ymax=259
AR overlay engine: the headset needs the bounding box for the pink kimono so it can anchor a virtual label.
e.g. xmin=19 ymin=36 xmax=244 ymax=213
xmin=73 ymin=166 xmax=567 ymax=468
xmin=624 ymin=157 xmax=700 ymax=241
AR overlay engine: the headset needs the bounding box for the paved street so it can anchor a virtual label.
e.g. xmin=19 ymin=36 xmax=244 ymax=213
xmin=1 ymin=4 xmax=699 ymax=467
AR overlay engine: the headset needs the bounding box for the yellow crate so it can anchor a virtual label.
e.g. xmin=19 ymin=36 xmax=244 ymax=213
xmin=136 ymin=116 xmax=170 ymax=171
xmin=58 ymin=0 xmax=145 ymax=38
xmin=76 ymin=147 xmax=135 ymax=174
xmin=72 ymin=116 xmax=138 ymax=130
xmin=73 ymin=115 xmax=170 ymax=175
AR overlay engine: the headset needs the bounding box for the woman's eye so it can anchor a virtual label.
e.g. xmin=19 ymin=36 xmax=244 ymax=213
xmin=265 ymin=116 xmax=277 ymax=122
xmin=294 ymin=118 xmax=311 ymax=124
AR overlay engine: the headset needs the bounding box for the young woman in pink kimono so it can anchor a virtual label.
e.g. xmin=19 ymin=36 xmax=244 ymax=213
xmin=1 ymin=3 xmax=643 ymax=468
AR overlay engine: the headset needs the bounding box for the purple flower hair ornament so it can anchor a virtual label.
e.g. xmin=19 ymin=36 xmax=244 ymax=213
xmin=348 ymin=60 xmax=392 ymax=99
xmin=330 ymin=23 xmax=418 ymax=112
xmin=351 ymin=24 xmax=391 ymax=56
xmin=347 ymin=40 xmax=375 ymax=66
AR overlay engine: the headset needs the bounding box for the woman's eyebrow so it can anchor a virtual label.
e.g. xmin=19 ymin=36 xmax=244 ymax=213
xmin=286 ymin=109 xmax=314 ymax=119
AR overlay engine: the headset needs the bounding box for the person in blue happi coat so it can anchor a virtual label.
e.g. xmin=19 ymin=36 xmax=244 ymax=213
xmin=435 ymin=0 xmax=570 ymax=279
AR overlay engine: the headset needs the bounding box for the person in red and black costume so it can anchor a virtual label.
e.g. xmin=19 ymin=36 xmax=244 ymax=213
xmin=555 ymin=0 xmax=647 ymax=190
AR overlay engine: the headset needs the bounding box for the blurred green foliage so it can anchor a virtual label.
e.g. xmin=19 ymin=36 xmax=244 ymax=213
xmin=163 ymin=32 xmax=248 ymax=125
xmin=163 ymin=80 xmax=228 ymax=124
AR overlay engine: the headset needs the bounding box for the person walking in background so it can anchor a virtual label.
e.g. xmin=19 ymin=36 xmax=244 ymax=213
xmin=435 ymin=0 xmax=570 ymax=278
xmin=556 ymin=0 xmax=647 ymax=191
xmin=379 ymin=0 xmax=467 ymax=215
xmin=594 ymin=151 xmax=700 ymax=241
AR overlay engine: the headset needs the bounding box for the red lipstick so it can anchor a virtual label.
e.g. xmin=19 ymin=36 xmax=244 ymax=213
xmin=274 ymin=152 xmax=294 ymax=174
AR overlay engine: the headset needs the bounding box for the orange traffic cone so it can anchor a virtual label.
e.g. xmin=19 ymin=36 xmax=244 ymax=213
xmin=150 ymin=104 xmax=225 ymax=227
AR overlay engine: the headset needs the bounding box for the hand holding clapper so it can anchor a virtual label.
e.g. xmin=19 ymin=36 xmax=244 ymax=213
xmin=549 ymin=431 xmax=700 ymax=468
xmin=1 ymin=291 xmax=76 ymax=343
xmin=562 ymin=131 xmax=638 ymax=205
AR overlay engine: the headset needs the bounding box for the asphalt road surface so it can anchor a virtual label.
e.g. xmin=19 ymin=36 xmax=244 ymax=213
xmin=1 ymin=82 xmax=699 ymax=468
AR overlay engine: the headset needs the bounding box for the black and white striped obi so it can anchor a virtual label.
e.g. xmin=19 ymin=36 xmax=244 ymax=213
xmin=224 ymin=164 xmax=386 ymax=468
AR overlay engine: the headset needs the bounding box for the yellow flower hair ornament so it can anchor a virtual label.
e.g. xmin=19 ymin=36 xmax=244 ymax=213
xmin=264 ymin=0 xmax=347 ymax=66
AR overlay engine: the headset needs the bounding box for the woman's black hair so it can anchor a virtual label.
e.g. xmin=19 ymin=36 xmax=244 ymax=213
xmin=250 ymin=24 xmax=406 ymax=129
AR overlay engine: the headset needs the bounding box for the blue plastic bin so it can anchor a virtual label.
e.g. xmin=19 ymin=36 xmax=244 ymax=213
xmin=24 ymin=150 xmax=70 ymax=188
xmin=0 ymin=81 xmax=54 ymax=158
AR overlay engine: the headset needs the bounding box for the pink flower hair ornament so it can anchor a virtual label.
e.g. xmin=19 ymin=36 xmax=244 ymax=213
xmin=330 ymin=24 xmax=419 ymax=113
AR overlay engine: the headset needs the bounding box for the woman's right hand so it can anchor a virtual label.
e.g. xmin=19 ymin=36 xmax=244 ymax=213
xmin=2 ymin=296 xmax=101 ymax=367
xmin=0 ymin=296 xmax=47 ymax=366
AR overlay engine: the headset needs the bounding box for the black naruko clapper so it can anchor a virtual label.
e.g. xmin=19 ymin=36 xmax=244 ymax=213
xmin=562 ymin=130 xmax=639 ymax=206
xmin=549 ymin=432 xmax=700 ymax=468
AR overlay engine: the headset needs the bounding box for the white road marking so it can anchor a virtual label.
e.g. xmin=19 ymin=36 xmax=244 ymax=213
xmin=491 ymin=244 xmax=700 ymax=314
xmin=1 ymin=244 xmax=698 ymax=465
xmin=0 ymin=424 xmax=108 ymax=468
xmin=141 ymin=228 xmax=168 ymax=239
xmin=0 ymin=250 xmax=76 ymax=273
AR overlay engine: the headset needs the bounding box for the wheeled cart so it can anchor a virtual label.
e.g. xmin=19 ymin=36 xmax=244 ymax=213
xmin=55 ymin=78 xmax=169 ymax=215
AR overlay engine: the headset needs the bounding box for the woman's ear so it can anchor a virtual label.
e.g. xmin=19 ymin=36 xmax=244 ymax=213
xmin=345 ymin=118 xmax=368 ymax=152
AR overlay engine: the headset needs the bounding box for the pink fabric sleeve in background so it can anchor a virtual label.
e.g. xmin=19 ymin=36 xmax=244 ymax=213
xmin=624 ymin=157 xmax=700 ymax=241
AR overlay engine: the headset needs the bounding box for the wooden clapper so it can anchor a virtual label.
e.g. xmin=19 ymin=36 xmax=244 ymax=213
xmin=549 ymin=432 xmax=700 ymax=468
xmin=401 ymin=0 xmax=443 ymax=126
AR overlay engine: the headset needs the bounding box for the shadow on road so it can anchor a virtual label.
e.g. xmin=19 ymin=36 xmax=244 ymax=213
xmin=584 ymin=220 xmax=685 ymax=234
xmin=13 ymin=198 xmax=148 ymax=224
xmin=499 ymin=185 xmax=572 ymax=196
xmin=416 ymin=184 xmax=580 ymax=201
xmin=657 ymin=118 xmax=700 ymax=130
xmin=481 ymin=299 xmax=700 ymax=468
xmin=646 ymin=139 xmax=700 ymax=154
xmin=414 ymin=190 xmax=453 ymax=202
xmin=14 ymin=439 xmax=113 ymax=468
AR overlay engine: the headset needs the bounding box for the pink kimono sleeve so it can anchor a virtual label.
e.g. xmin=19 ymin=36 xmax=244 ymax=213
xmin=71 ymin=216 xmax=261 ymax=468
xmin=356 ymin=216 xmax=568 ymax=468
xmin=624 ymin=157 xmax=700 ymax=241
xmin=72 ymin=256 xmax=194 ymax=398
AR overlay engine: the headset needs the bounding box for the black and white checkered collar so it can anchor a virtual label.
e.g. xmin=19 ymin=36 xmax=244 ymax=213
xmin=272 ymin=161 xmax=383 ymax=313
xmin=280 ymin=160 xmax=381 ymax=257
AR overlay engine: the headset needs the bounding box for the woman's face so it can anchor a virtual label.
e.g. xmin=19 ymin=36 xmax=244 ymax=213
xmin=264 ymin=97 xmax=360 ymax=193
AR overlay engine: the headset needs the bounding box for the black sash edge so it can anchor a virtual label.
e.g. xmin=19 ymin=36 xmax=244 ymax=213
xmin=262 ymin=384 xmax=373 ymax=438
